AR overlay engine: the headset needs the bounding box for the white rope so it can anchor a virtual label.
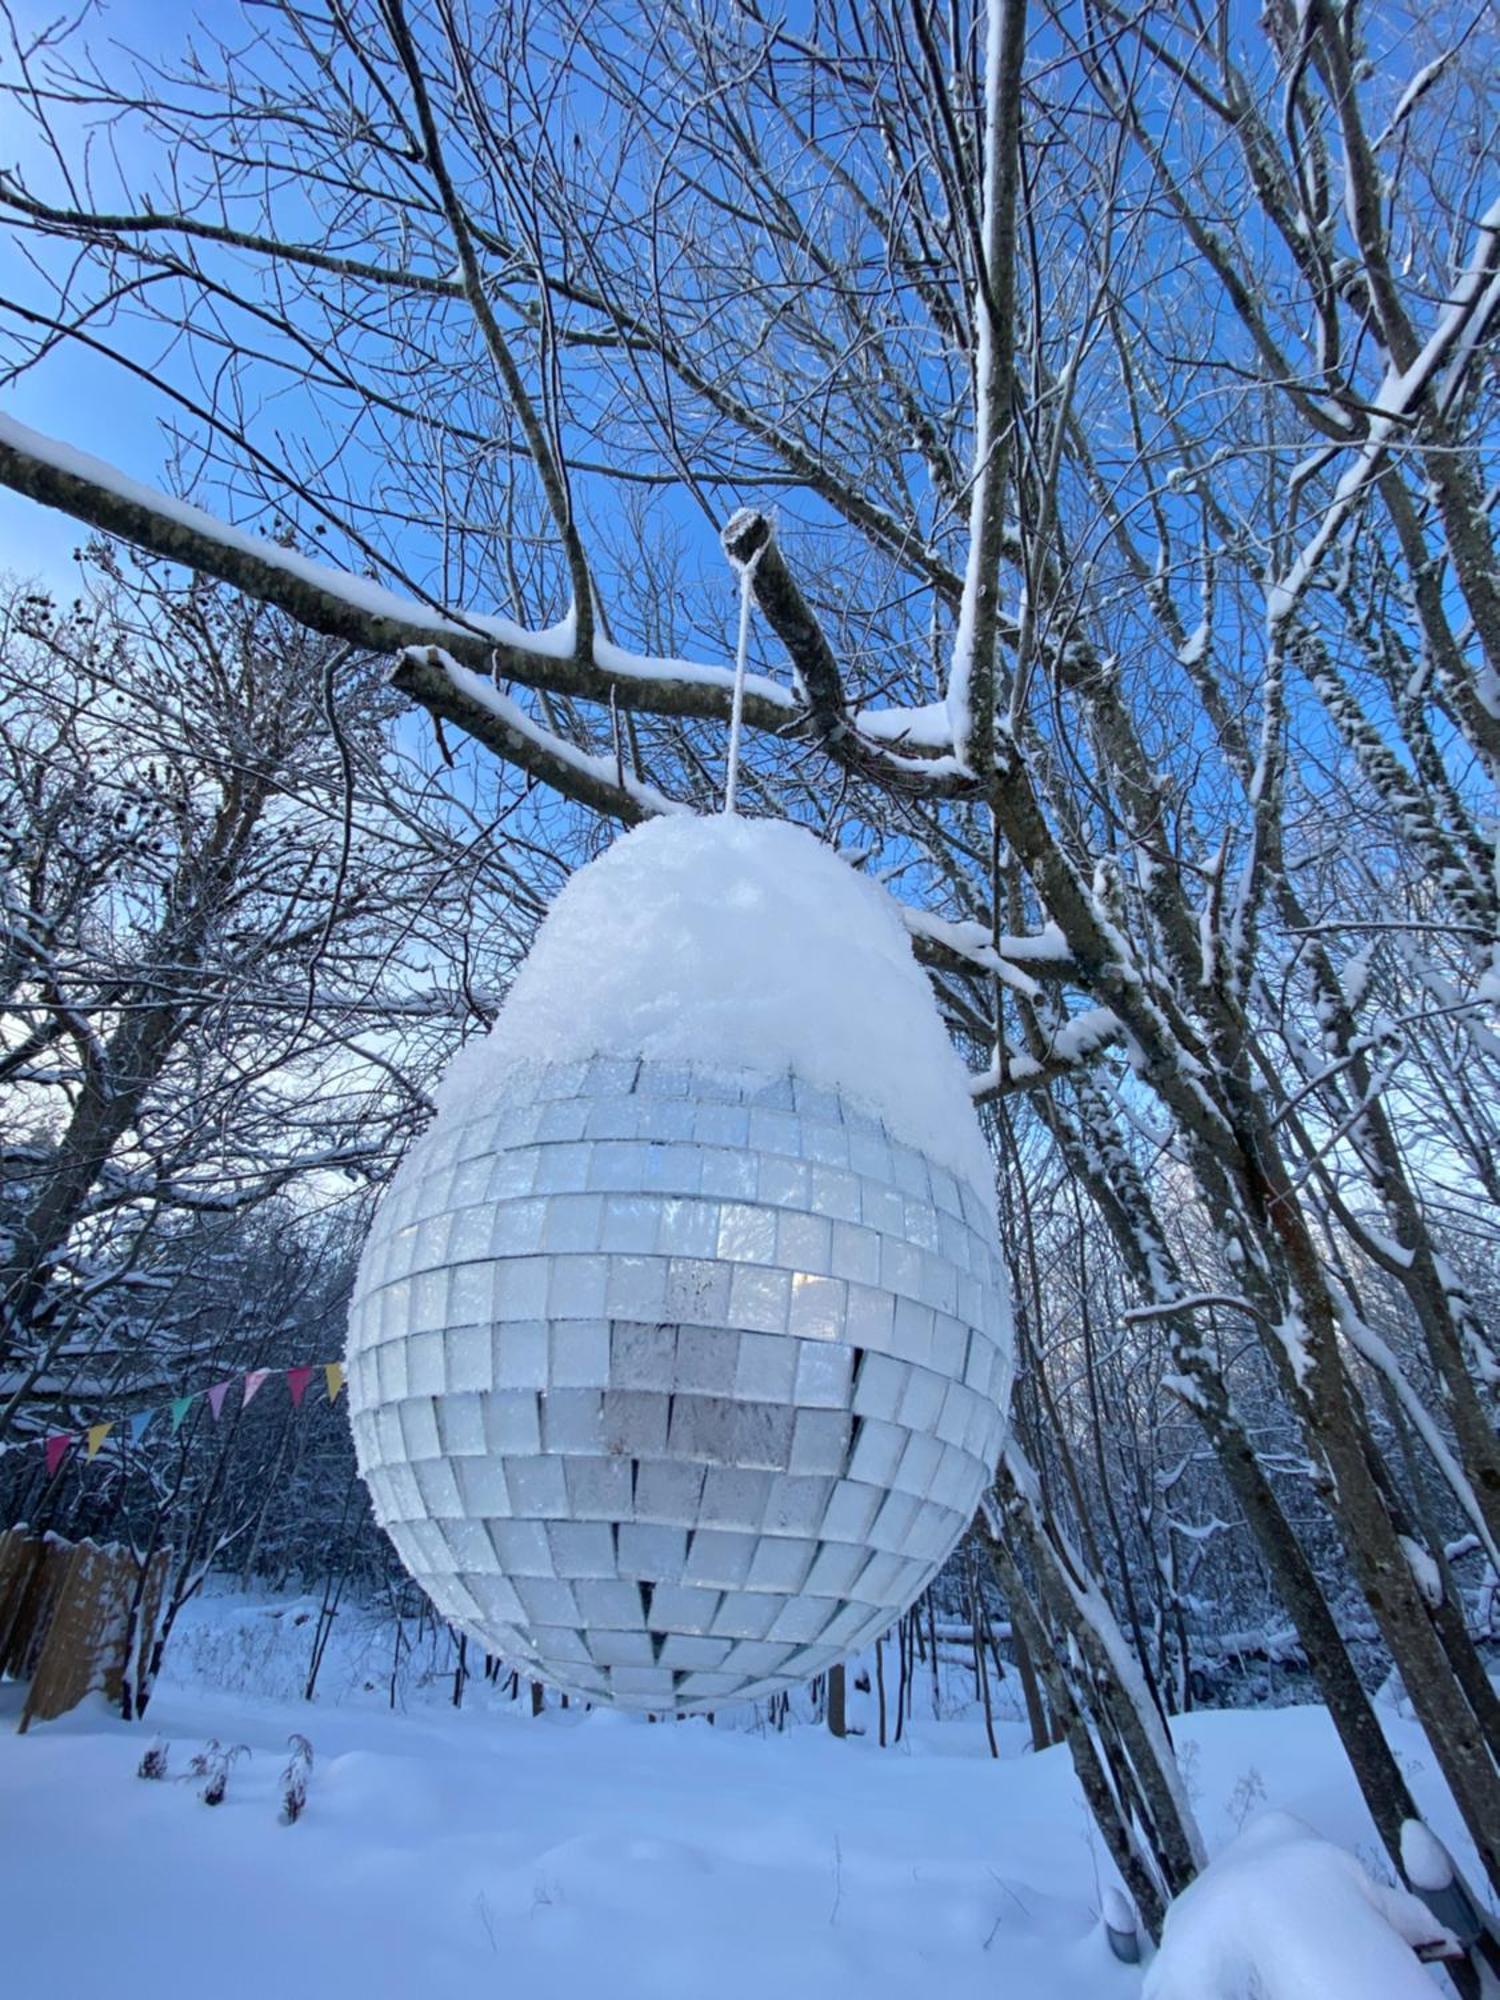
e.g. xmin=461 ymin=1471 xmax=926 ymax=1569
xmin=723 ymin=544 xmax=763 ymax=816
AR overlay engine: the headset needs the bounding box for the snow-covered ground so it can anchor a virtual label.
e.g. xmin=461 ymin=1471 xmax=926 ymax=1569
xmin=0 ymin=1591 xmax=1478 ymax=1997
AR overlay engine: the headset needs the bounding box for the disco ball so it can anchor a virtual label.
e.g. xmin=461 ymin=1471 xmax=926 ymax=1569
xmin=347 ymin=817 xmax=1012 ymax=1712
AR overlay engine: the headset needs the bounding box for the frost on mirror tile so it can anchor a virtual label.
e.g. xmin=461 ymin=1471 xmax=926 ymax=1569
xmin=348 ymin=815 xmax=1014 ymax=1713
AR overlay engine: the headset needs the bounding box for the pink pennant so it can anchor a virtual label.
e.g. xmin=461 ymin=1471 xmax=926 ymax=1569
xmin=241 ymin=1369 xmax=271 ymax=1409
xmin=207 ymin=1381 xmax=232 ymax=1421
xmin=44 ymin=1433 xmax=74 ymax=1478
xmin=286 ymin=1366 xmax=314 ymax=1409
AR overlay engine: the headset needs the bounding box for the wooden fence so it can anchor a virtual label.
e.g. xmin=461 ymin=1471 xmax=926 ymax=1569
xmin=0 ymin=1527 xmax=167 ymax=1730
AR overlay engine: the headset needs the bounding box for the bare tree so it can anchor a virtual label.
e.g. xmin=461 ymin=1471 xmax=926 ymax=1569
xmin=0 ymin=553 xmax=538 ymax=1435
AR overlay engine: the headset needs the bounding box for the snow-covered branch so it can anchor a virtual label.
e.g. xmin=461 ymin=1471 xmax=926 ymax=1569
xmin=1266 ymin=194 xmax=1500 ymax=631
xmin=0 ymin=415 xmax=794 ymax=734
xmin=969 ymin=1006 xmax=1124 ymax=1098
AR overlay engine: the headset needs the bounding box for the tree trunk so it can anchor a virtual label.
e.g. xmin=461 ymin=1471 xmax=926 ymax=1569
xmin=826 ymin=1662 xmax=847 ymax=1740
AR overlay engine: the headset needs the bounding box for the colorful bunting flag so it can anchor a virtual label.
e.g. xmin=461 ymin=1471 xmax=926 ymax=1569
xmin=24 ymin=1356 xmax=347 ymax=1471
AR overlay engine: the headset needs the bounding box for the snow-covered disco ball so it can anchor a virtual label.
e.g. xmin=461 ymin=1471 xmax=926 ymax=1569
xmin=347 ymin=815 xmax=1012 ymax=1712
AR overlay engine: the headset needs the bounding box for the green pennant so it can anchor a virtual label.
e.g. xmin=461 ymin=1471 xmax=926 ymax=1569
xmin=169 ymin=1394 xmax=196 ymax=1434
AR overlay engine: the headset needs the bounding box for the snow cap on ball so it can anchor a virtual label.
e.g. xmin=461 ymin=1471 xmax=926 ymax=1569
xmin=436 ymin=813 xmax=995 ymax=1214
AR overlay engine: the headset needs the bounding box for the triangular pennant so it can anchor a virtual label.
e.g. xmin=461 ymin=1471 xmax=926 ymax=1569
xmin=324 ymin=1362 xmax=345 ymax=1405
xmin=169 ymin=1395 xmax=196 ymax=1434
xmin=241 ymin=1369 xmax=271 ymax=1409
xmin=44 ymin=1434 xmax=73 ymax=1478
xmin=207 ymin=1381 xmax=232 ymax=1421
xmin=286 ymin=1366 xmax=314 ymax=1410
xmin=85 ymin=1422 xmax=114 ymax=1461
xmin=128 ymin=1408 xmax=154 ymax=1445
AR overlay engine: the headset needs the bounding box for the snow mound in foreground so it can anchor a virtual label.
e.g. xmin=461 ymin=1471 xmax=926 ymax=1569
xmin=1144 ymin=1812 xmax=1456 ymax=2000
xmin=437 ymin=813 xmax=995 ymax=1206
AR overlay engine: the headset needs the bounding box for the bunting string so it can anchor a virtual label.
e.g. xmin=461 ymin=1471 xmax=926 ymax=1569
xmin=4 ymin=1359 xmax=346 ymax=1473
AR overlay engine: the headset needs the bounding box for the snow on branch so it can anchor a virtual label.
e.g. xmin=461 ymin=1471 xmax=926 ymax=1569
xmin=969 ymin=1006 xmax=1124 ymax=1099
xmin=721 ymin=510 xmax=976 ymax=796
xmin=1265 ymin=193 xmax=1500 ymax=630
xmin=945 ymin=0 xmax=1028 ymax=777
xmin=1336 ymin=1293 xmax=1500 ymax=1575
xmin=396 ymin=648 xmax=690 ymax=823
xmin=994 ymin=1440 xmax=1208 ymax=1873
xmin=854 ymin=701 xmax=956 ymax=752
xmin=1373 ymin=50 xmax=1457 ymax=150
xmin=900 ymin=907 xmax=1076 ymax=991
xmin=0 ymin=415 xmax=794 ymax=731
xmin=1121 ymin=1292 xmax=1264 ymax=1325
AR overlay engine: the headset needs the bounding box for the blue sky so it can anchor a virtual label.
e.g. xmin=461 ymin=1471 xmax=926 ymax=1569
xmin=1 ymin=0 xmax=198 ymax=590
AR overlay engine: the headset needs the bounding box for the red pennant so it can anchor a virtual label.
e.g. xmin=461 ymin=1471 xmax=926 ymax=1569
xmin=44 ymin=1433 xmax=74 ymax=1478
xmin=241 ymin=1369 xmax=270 ymax=1409
xmin=286 ymin=1366 xmax=314 ymax=1409
xmin=207 ymin=1381 xmax=232 ymax=1421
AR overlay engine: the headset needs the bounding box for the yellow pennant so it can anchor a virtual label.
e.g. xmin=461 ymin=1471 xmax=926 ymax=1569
xmin=324 ymin=1362 xmax=345 ymax=1405
xmin=85 ymin=1422 xmax=114 ymax=1461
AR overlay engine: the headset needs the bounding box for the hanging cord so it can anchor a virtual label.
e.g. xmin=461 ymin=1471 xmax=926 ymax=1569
xmin=723 ymin=538 xmax=765 ymax=816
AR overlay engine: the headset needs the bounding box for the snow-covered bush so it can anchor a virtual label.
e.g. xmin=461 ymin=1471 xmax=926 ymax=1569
xmin=1144 ymin=1814 xmax=1458 ymax=1999
xmin=136 ymin=1737 xmax=169 ymax=1781
xmin=279 ymin=1734 xmax=314 ymax=1825
xmin=190 ymin=1740 xmax=249 ymax=1808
